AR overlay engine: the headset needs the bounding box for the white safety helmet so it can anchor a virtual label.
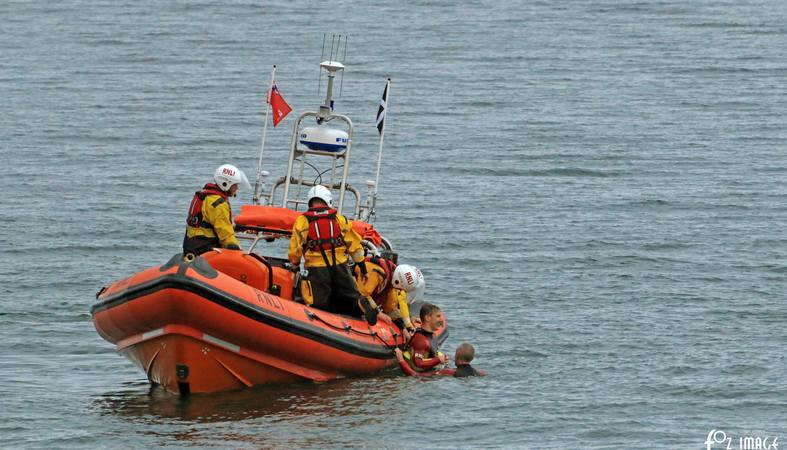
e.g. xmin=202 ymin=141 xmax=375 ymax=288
xmin=214 ymin=164 xmax=251 ymax=193
xmin=392 ymin=264 xmax=425 ymax=304
xmin=307 ymin=185 xmax=333 ymax=206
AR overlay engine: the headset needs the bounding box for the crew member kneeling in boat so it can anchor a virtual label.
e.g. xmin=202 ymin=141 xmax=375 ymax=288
xmin=398 ymin=302 xmax=447 ymax=374
xmin=287 ymin=185 xmax=380 ymax=325
xmin=183 ymin=164 xmax=251 ymax=257
xmin=355 ymin=259 xmax=424 ymax=336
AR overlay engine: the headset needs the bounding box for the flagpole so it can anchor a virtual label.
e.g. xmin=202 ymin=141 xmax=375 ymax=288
xmin=373 ymin=78 xmax=391 ymax=196
xmin=253 ymin=65 xmax=276 ymax=205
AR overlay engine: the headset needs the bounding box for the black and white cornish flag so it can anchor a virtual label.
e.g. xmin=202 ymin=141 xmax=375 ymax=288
xmin=376 ymin=80 xmax=389 ymax=135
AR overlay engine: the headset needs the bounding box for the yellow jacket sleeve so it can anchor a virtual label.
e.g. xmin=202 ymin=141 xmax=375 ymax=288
xmin=203 ymin=196 xmax=239 ymax=249
xmin=383 ymin=288 xmax=412 ymax=329
xmin=395 ymin=289 xmax=413 ymax=329
xmin=287 ymin=215 xmax=308 ymax=264
xmin=339 ymin=215 xmax=365 ymax=263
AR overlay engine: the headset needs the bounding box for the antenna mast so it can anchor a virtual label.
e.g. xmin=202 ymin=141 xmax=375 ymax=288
xmin=317 ymin=34 xmax=347 ymax=123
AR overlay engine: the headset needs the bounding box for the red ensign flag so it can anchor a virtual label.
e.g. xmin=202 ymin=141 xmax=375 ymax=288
xmin=268 ymin=84 xmax=292 ymax=127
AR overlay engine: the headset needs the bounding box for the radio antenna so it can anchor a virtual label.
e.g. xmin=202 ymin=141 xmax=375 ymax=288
xmin=318 ymin=34 xmax=327 ymax=95
xmin=330 ymin=34 xmax=337 ymax=61
xmin=316 ymin=34 xmax=348 ymax=117
xmin=339 ymin=36 xmax=347 ymax=97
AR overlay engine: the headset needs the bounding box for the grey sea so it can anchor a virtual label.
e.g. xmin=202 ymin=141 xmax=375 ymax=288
xmin=2 ymin=0 xmax=786 ymax=448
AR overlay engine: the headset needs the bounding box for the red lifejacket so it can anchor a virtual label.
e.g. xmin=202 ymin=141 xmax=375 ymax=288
xmin=367 ymin=256 xmax=396 ymax=297
xmin=404 ymin=328 xmax=441 ymax=372
xmin=186 ymin=183 xmax=230 ymax=229
xmin=303 ymin=207 xmax=345 ymax=252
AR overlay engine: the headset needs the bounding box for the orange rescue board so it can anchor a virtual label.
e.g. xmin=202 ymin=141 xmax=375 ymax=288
xmin=235 ymin=205 xmax=382 ymax=247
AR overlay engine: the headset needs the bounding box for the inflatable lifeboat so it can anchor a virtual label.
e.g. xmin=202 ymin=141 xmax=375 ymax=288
xmin=92 ymin=245 xmax=447 ymax=395
xmin=92 ymin=54 xmax=448 ymax=394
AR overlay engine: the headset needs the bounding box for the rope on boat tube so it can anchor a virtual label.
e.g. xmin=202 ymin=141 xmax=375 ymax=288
xmin=304 ymin=308 xmax=400 ymax=352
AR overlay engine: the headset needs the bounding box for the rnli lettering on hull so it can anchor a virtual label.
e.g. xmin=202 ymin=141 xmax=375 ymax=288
xmin=255 ymin=290 xmax=283 ymax=310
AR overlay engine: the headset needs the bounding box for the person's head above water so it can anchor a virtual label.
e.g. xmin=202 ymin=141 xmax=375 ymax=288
xmin=454 ymin=342 xmax=475 ymax=365
xmin=419 ymin=302 xmax=443 ymax=332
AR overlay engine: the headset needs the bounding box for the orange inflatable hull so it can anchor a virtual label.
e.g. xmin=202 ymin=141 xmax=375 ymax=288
xmin=91 ymin=253 xmax=447 ymax=394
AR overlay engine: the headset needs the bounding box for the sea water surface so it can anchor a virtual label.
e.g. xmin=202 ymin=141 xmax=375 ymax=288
xmin=1 ymin=0 xmax=786 ymax=448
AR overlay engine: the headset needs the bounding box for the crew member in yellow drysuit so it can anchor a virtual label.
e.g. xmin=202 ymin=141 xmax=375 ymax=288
xmin=183 ymin=164 xmax=250 ymax=257
xmin=288 ymin=185 xmax=380 ymax=325
xmin=355 ymin=260 xmax=424 ymax=334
